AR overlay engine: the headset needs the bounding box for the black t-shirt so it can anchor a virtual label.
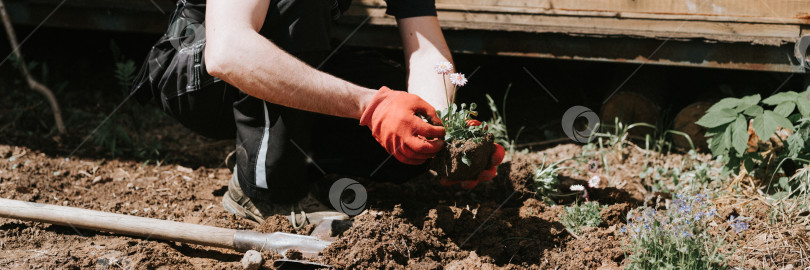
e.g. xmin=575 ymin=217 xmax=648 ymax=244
xmin=384 ymin=0 xmax=437 ymax=18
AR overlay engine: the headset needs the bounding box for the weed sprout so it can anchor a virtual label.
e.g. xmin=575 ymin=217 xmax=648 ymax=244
xmin=561 ymin=201 xmax=603 ymax=234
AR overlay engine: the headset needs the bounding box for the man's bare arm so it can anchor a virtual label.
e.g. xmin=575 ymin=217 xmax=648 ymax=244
xmin=204 ymin=0 xmax=376 ymax=119
xmin=397 ymin=16 xmax=455 ymax=111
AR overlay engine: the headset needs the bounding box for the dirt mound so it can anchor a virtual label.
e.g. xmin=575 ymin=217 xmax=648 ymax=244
xmin=257 ymin=215 xmax=316 ymax=235
xmin=321 ymin=206 xmax=466 ymax=269
xmin=543 ymin=226 xmax=625 ymax=269
xmin=600 ymin=203 xmax=632 ymax=227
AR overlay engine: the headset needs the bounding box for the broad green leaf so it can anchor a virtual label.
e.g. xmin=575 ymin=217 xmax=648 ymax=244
xmin=706 ymin=97 xmax=742 ymax=112
xmin=763 ymin=92 xmax=797 ymax=105
xmin=796 ymin=96 xmax=810 ymax=117
xmin=773 ymin=102 xmax=796 ymax=117
xmin=744 ymin=152 xmax=762 ymax=170
xmin=695 ymin=108 xmax=737 ymax=128
xmin=787 ymin=132 xmax=804 ymax=157
xmin=742 ymin=105 xmax=764 ymax=117
xmin=731 ymin=115 xmax=748 ymax=156
xmin=742 ymin=155 xmax=754 ymax=173
xmin=751 ymin=113 xmax=777 ymax=143
xmin=708 ymin=124 xmax=732 ymax=155
xmin=704 ymin=124 xmax=727 ymax=138
xmin=765 ymin=110 xmax=794 ymax=131
xmin=738 ymin=94 xmax=761 ymax=108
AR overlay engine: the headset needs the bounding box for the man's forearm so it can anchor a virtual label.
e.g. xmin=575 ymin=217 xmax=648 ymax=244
xmin=397 ymin=16 xmax=455 ymax=111
xmin=205 ymin=28 xmax=375 ymax=119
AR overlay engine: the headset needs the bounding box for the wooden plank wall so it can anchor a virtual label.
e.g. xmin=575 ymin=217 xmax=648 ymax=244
xmin=433 ymin=0 xmax=810 ymax=20
xmin=346 ymin=0 xmax=810 ymax=46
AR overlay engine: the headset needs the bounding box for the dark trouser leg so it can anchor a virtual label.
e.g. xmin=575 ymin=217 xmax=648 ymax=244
xmin=231 ymin=52 xmax=329 ymax=204
xmin=160 ymin=82 xmax=239 ymax=140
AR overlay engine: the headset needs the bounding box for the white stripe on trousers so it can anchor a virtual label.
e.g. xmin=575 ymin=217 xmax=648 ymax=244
xmin=255 ymin=102 xmax=270 ymax=189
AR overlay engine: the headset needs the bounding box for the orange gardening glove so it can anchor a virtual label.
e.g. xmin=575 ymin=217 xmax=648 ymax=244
xmin=360 ymin=87 xmax=446 ymax=165
xmin=440 ymin=119 xmax=506 ymax=189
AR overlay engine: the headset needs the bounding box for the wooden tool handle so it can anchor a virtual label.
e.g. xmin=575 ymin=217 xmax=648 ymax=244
xmin=0 ymin=198 xmax=236 ymax=249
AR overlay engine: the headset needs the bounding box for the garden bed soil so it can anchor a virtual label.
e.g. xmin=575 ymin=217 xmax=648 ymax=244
xmin=0 ymin=142 xmax=801 ymax=269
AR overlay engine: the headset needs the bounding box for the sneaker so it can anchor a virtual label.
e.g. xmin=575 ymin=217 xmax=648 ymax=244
xmin=221 ymin=167 xmax=349 ymax=227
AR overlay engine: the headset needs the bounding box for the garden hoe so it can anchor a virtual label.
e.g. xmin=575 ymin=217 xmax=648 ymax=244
xmin=0 ymin=198 xmax=347 ymax=269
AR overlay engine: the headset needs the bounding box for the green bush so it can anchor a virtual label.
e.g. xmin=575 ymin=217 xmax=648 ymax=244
xmin=696 ymin=91 xmax=810 ymax=177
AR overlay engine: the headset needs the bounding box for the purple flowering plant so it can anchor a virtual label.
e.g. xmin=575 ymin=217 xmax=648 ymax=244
xmin=621 ymin=193 xmax=746 ymax=269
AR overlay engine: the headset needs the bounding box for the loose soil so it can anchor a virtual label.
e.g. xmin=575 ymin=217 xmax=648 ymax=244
xmin=430 ymin=134 xmax=496 ymax=181
xmin=0 ymin=140 xmax=801 ymax=269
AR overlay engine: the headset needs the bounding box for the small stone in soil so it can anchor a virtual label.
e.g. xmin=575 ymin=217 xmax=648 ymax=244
xmin=241 ymin=250 xmax=263 ymax=270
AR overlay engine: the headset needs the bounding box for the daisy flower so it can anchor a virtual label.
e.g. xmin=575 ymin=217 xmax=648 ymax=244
xmin=434 ymin=61 xmax=453 ymax=75
xmin=449 ymin=73 xmax=468 ymax=87
xmin=588 ymin=175 xmax=601 ymax=188
xmin=570 ymin=184 xmax=585 ymax=191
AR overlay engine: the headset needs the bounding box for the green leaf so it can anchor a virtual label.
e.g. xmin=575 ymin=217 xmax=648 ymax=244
xmin=752 ymin=113 xmax=778 ymax=143
xmin=773 ymin=102 xmax=796 ymax=117
xmin=708 ymin=124 xmax=732 ymax=155
xmin=765 ymin=110 xmax=794 ymax=131
xmin=695 ymin=108 xmax=737 ymax=128
xmin=787 ymin=133 xmax=804 ymax=157
xmin=778 ymin=176 xmax=790 ymax=190
xmin=731 ymin=115 xmax=748 ymax=157
xmin=738 ymin=94 xmax=761 ymax=108
xmin=704 ymin=124 xmax=726 ymax=138
xmin=461 ymin=152 xmax=472 ymax=166
xmin=796 ymin=96 xmax=810 ymax=117
xmin=706 ymin=97 xmax=743 ymax=112
xmin=763 ymin=92 xmax=797 ymax=105
xmin=742 ymin=152 xmax=762 ymax=172
xmin=742 ymin=105 xmax=764 ymax=117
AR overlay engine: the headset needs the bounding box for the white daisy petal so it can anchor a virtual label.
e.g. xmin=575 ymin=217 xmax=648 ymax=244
xmin=588 ymin=175 xmax=601 ymax=188
xmin=449 ymin=73 xmax=468 ymax=87
xmin=570 ymin=184 xmax=585 ymax=191
xmin=434 ymin=61 xmax=453 ymax=75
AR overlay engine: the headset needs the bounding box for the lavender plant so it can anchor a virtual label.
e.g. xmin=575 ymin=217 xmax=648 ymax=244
xmin=621 ymin=194 xmax=746 ymax=270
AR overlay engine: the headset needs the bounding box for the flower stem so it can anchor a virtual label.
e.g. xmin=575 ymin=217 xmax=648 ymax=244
xmin=442 ymin=74 xmax=452 ymax=125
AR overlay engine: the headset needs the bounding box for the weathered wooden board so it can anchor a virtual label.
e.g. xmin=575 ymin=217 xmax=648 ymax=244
xmin=432 ymin=0 xmax=810 ymax=20
xmin=349 ymin=0 xmax=809 ymax=46
xmin=346 ymin=7 xmax=801 ymax=46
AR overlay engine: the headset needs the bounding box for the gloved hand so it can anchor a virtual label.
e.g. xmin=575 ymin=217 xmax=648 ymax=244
xmin=440 ymin=119 xmax=506 ymax=189
xmin=360 ymin=87 xmax=446 ymax=165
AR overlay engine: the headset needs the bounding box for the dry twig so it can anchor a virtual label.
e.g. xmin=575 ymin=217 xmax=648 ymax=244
xmin=0 ymin=0 xmax=66 ymax=134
